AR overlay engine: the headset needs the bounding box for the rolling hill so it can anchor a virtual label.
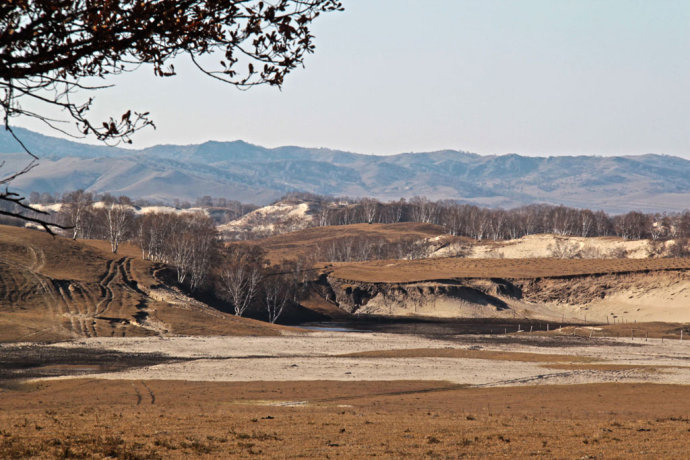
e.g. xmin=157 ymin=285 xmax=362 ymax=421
xmin=0 ymin=225 xmax=284 ymax=342
xmin=2 ymin=127 xmax=690 ymax=212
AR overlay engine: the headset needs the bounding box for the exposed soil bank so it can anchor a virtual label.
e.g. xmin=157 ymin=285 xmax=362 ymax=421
xmin=320 ymin=269 xmax=690 ymax=323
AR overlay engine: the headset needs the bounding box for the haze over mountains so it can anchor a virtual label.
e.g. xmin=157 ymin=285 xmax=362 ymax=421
xmin=2 ymin=127 xmax=689 ymax=213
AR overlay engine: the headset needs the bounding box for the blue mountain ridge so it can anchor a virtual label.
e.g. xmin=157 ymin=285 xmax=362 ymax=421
xmin=1 ymin=127 xmax=688 ymax=213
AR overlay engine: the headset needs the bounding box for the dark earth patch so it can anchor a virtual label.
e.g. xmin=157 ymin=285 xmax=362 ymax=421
xmin=0 ymin=344 xmax=186 ymax=383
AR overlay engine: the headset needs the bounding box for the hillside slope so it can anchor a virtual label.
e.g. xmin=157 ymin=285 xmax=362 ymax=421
xmin=4 ymin=127 xmax=690 ymax=212
xmin=321 ymin=257 xmax=690 ymax=323
xmin=233 ymin=222 xmax=448 ymax=263
xmin=0 ymin=225 xmax=283 ymax=342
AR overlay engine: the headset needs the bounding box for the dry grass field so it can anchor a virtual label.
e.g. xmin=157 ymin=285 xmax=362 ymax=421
xmin=233 ymin=222 xmax=449 ymax=262
xmin=548 ymin=322 xmax=690 ymax=340
xmin=0 ymin=225 xmax=283 ymax=342
xmin=329 ymin=256 xmax=690 ymax=283
xmin=1 ymin=379 xmax=690 ymax=459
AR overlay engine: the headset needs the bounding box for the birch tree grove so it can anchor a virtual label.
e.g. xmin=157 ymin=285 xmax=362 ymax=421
xmin=188 ymin=217 xmax=218 ymax=291
xmin=306 ymin=195 xmax=682 ymax=242
xmin=137 ymin=211 xmax=218 ymax=291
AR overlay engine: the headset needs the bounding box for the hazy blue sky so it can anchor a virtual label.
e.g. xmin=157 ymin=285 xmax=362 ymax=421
xmin=19 ymin=0 xmax=690 ymax=158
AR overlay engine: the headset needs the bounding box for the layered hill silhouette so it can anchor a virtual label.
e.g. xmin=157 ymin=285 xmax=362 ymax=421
xmin=3 ymin=127 xmax=689 ymax=212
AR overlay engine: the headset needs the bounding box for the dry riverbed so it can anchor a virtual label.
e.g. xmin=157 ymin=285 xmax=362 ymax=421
xmin=15 ymin=330 xmax=690 ymax=387
xmin=4 ymin=329 xmax=690 ymax=458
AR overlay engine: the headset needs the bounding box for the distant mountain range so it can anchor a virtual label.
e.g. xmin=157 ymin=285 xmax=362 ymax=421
xmin=2 ymin=127 xmax=689 ymax=213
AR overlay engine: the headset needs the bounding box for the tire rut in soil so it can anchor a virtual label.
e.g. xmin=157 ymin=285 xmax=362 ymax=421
xmin=72 ymin=284 xmax=99 ymax=337
xmin=120 ymin=257 xmax=164 ymax=336
xmin=54 ymin=282 xmax=81 ymax=337
xmin=96 ymin=258 xmax=120 ymax=316
xmin=141 ymin=381 xmax=156 ymax=404
xmin=120 ymin=258 xmax=145 ymax=294
xmin=132 ymin=384 xmax=143 ymax=405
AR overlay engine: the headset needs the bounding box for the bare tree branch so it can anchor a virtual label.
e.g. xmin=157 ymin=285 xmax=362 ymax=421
xmin=0 ymin=0 xmax=342 ymax=232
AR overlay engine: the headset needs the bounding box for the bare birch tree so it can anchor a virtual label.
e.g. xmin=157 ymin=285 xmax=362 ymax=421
xmin=61 ymin=190 xmax=93 ymax=240
xmin=221 ymin=262 xmax=262 ymax=316
xmin=98 ymin=199 xmax=133 ymax=254
xmin=263 ymin=274 xmax=293 ymax=323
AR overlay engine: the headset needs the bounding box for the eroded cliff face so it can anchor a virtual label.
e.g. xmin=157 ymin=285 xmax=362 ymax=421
xmin=317 ymin=270 xmax=690 ymax=322
xmin=325 ymin=275 xmax=523 ymax=318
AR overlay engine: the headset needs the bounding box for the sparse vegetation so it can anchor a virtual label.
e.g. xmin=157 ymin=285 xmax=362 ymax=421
xmin=2 ymin=380 xmax=690 ymax=459
xmin=328 ymin=256 xmax=690 ymax=284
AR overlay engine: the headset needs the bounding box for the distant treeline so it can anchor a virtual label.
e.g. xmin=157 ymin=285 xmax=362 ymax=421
xmin=0 ymin=189 xmax=687 ymax=323
xmin=2 ymin=190 xmax=689 ymax=242
xmin=296 ymin=193 xmax=690 ymax=241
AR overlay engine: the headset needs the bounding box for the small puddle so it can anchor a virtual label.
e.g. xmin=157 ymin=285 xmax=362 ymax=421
xmin=299 ymin=319 xmax=536 ymax=336
xmin=228 ymin=399 xmax=309 ymax=407
xmin=300 ymin=324 xmax=366 ymax=333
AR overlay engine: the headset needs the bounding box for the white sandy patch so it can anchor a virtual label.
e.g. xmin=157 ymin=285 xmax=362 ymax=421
xmin=50 ymin=332 xmax=450 ymax=358
xmin=31 ymin=203 xmax=64 ymax=213
xmin=548 ymin=278 xmax=690 ymax=324
xmin=218 ymin=202 xmax=312 ymax=235
xmin=434 ymin=234 xmax=656 ymax=259
xmin=43 ymin=332 xmax=690 ymax=387
xmin=137 ymin=206 xmax=208 ymax=216
xmin=359 ymin=292 xmax=581 ymax=322
xmin=83 ymin=357 xmax=549 ymax=385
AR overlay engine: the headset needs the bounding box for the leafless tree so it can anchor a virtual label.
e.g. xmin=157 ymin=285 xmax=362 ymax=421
xmin=614 ymin=211 xmax=651 ymax=240
xmin=359 ymin=198 xmax=380 ymax=224
xmin=97 ymin=198 xmax=134 ymax=253
xmin=439 ymin=203 xmax=462 ymax=236
xmin=219 ymin=245 xmax=265 ymax=316
xmin=263 ymin=274 xmax=294 ymax=323
xmin=594 ymin=210 xmax=613 ymax=236
xmin=1 ymin=1 xmax=342 ymax=228
xmin=668 ymin=238 xmax=689 ymax=258
xmin=159 ymin=212 xmax=219 ymax=290
xmin=679 ymin=211 xmax=690 ymax=238
xmin=316 ymin=205 xmax=331 ymax=227
xmin=221 ymin=262 xmax=263 ymax=316
xmin=61 ymin=190 xmax=93 ymax=239
xmin=137 ymin=213 xmax=173 ymax=262
xmin=578 ymin=209 xmax=596 ymax=237
xmin=188 ymin=214 xmax=219 ymax=291
xmin=169 ymin=233 xmax=195 ymax=284
xmin=409 ymin=196 xmax=437 ymax=224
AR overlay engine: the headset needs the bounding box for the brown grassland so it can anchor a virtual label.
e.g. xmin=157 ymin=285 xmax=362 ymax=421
xmin=232 ymin=222 xmax=450 ymax=262
xmin=2 ymin=379 xmax=690 ymax=459
xmin=328 ymin=256 xmax=690 ymax=283
xmin=558 ymin=322 xmax=690 ymax=340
